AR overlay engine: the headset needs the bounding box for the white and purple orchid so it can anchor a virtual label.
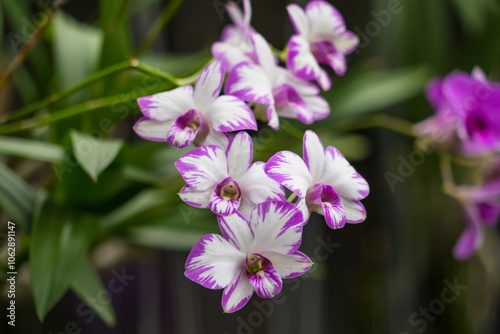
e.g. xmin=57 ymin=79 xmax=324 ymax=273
xmin=184 ymin=201 xmax=313 ymax=313
xmin=212 ymin=0 xmax=257 ymax=72
xmin=265 ymin=130 xmax=369 ymax=229
xmin=133 ymin=61 xmax=257 ymax=149
xmin=225 ymin=33 xmax=330 ymax=129
xmin=175 ymin=131 xmax=285 ymax=218
xmin=286 ymin=1 xmax=359 ymax=90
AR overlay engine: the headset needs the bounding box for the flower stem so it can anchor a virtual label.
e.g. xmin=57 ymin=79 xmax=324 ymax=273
xmin=332 ymin=114 xmax=416 ymax=137
xmin=134 ymin=0 xmax=186 ymax=57
xmin=439 ymin=153 xmax=455 ymax=196
xmin=287 ymin=193 xmax=297 ymax=203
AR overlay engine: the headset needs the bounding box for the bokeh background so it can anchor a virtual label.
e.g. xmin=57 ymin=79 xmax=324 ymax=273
xmin=1 ymin=0 xmax=500 ymax=333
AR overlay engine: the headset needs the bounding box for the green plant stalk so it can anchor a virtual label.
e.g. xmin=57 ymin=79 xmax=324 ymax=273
xmin=332 ymin=114 xmax=416 ymax=138
xmin=134 ymin=0 xmax=186 ymax=57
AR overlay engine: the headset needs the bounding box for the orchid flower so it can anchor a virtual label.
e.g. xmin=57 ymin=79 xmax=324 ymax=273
xmin=212 ymin=0 xmax=257 ymax=72
xmin=286 ymin=1 xmax=359 ymax=90
xmin=133 ymin=61 xmax=257 ymax=149
xmin=414 ymin=67 xmax=500 ymax=156
xmin=265 ymin=130 xmax=369 ymax=229
xmin=225 ymin=33 xmax=330 ymax=130
xmin=453 ymin=175 xmax=500 ymax=260
xmin=185 ymin=201 xmax=313 ymax=313
xmin=175 ymin=131 xmax=285 ymax=218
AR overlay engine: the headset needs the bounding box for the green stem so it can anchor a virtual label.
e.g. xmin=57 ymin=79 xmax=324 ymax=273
xmin=332 ymin=114 xmax=416 ymax=137
xmin=134 ymin=0 xmax=186 ymax=57
xmin=439 ymin=153 xmax=455 ymax=196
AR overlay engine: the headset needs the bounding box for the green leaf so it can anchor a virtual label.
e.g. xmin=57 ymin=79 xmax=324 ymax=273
xmin=126 ymin=225 xmax=209 ymax=251
xmin=0 ymin=163 xmax=36 ymax=230
xmin=325 ymin=66 xmax=432 ymax=119
xmin=52 ymin=11 xmax=103 ymax=99
xmin=99 ymin=0 xmax=131 ymax=68
xmin=450 ymin=0 xmax=499 ymax=33
xmin=140 ymin=49 xmax=212 ymax=77
xmin=70 ymin=259 xmax=116 ymax=327
xmin=70 ymin=130 xmax=124 ymax=182
xmin=0 ymin=2 xmax=4 ymax=50
xmin=30 ymin=195 xmax=98 ymax=320
xmin=0 ymin=137 xmax=65 ymax=163
xmin=128 ymin=0 xmax=163 ymax=16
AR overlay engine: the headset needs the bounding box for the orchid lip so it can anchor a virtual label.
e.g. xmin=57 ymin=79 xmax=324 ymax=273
xmin=218 ymin=179 xmax=241 ymax=201
xmin=246 ymin=253 xmax=263 ymax=273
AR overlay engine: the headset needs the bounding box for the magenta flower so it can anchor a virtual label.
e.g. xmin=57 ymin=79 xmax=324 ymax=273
xmin=225 ymin=33 xmax=330 ymax=130
xmin=175 ymin=131 xmax=285 ymax=218
xmin=184 ymin=201 xmax=312 ymax=313
xmin=265 ymin=130 xmax=369 ymax=229
xmin=133 ymin=61 xmax=257 ymax=149
xmin=212 ymin=0 xmax=257 ymax=72
xmin=414 ymin=68 xmax=500 ymax=156
xmin=286 ymin=1 xmax=359 ymax=90
xmin=453 ymin=176 xmax=500 ymax=260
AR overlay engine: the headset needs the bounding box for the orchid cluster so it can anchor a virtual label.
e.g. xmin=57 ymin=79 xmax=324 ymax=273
xmin=133 ymin=1 xmax=367 ymax=312
xmin=415 ymin=68 xmax=500 ymax=260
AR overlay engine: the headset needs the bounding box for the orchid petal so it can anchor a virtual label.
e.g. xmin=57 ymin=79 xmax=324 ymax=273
xmin=252 ymin=33 xmax=276 ymax=77
xmin=217 ymin=211 xmax=254 ymax=253
xmin=226 ymin=1 xmax=244 ymax=27
xmin=185 ymin=234 xmax=245 ymax=289
xmin=453 ymin=204 xmax=484 ymax=260
xmin=206 ymin=95 xmax=257 ymax=132
xmin=246 ymin=256 xmax=283 ymax=298
xmin=306 ymin=184 xmax=346 ymax=229
xmin=209 ymin=178 xmax=242 ymax=216
xmin=306 ymin=0 xmax=345 ymax=37
xmin=265 ymin=151 xmax=312 ymax=197
xmin=342 ymin=199 xmax=367 ymax=223
xmin=179 ymin=185 xmax=211 ymax=208
xmin=286 ymin=35 xmax=325 ymax=87
xmin=175 ymin=145 xmax=228 ymax=191
xmin=166 ymin=110 xmax=202 ymax=148
xmin=303 ymin=95 xmax=330 ymax=121
xmin=250 ymin=201 xmax=305 ymax=255
xmin=333 ymin=30 xmax=359 ymax=54
xmin=227 ymin=131 xmax=253 ymax=179
xmin=133 ymin=117 xmax=173 ymax=142
xmin=196 ymin=130 xmax=230 ymax=150
xmin=303 ymin=130 xmax=325 ymax=181
xmin=194 ymin=61 xmax=224 ymax=110
xmin=137 ymin=86 xmax=195 ymax=121
xmin=262 ymin=251 xmax=313 ymax=279
xmin=286 ymin=4 xmax=309 ymax=36
xmin=225 ymin=62 xmax=274 ymax=105
xmin=212 ymin=41 xmax=256 ymax=72
xmin=222 ymin=270 xmax=254 ymax=313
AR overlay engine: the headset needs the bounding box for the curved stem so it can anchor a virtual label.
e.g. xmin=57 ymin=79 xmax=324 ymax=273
xmin=332 ymin=114 xmax=416 ymax=137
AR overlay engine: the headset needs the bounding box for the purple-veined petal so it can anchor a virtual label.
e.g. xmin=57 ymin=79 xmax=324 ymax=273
xmin=185 ymin=234 xmax=245 ymax=289
xmin=225 ymin=62 xmax=274 ymax=105
xmin=265 ymin=151 xmax=312 ymax=197
xmin=209 ymin=177 xmax=242 ymax=216
xmin=250 ymin=201 xmax=305 ymax=255
xmin=217 ymin=211 xmax=254 ymax=253
xmin=287 ymin=4 xmax=309 ymax=36
xmin=303 ymin=94 xmax=330 ymax=121
xmin=262 ymin=251 xmax=313 ymax=279
xmin=321 ymin=146 xmax=369 ymax=200
xmin=226 ymin=1 xmax=244 ymax=27
xmin=252 ymin=33 xmax=277 ymax=77
xmin=342 ymin=198 xmax=366 ymax=223
xmin=328 ymin=51 xmax=347 ymax=76
xmin=237 ymin=161 xmax=286 ymax=220
xmin=303 ymin=130 xmax=325 ymax=181
xmin=194 ymin=61 xmax=224 ymax=110
xmin=222 ymin=269 xmax=254 ymax=313
xmin=166 ymin=110 xmax=203 ymax=148
xmin=212 ymin=41 xmax=256 ymax=73
xmin=227 ymin=131 xmax=253 ymax=179
xmin=453 ymin=204 xmax=484 ymax=260
xmin=179 ymin=185 xmax=211 ymax=208
xmin=333 ymin=30 xmax=359 ymax=54
xmin=175 ymin=145 xmax=228 ymax=191
xmin=206 ymin=95 xmax=257 ymax=132
xmin=246 ymin=255 xmax=283 ymax=298
xmin=137 ymin=86 xmax=195 ymax=121
xmin=195 ymin=130 xmax=231 ymax=150
xmin=267 ymin=104 xmax=280 ymax=130
xmin=274 ymin=84 xmax=314 ymax=125
xmin=306 ymin=183 xmax=346 ymax=229
xmin=133 ymin=117 xmax=173 ymax=142
xmin=306 ymin=1 xmax=345 ymax=37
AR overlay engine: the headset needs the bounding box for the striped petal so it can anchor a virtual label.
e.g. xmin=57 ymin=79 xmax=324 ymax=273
xmin=262 ymin=251 xmax=313 ymax=279
xmin=227 ymin=131 xmax=253 ymax=179
xmin=306 ymin=183 xmax=346 ymax=229
xmin=133 ymin=117 xmax=173 ymax=142
xmin=217 ymin=211 xmax=254 ymax=253
xmin=206 ymin=95 xmax=257 ymax=132
xmin=225 ymin=62 xmax=274 ymax=105
xmin=306 ymin=1 xmax=345 ymax=37
xmin=250 ymin=201 xmax=305 ymax=255
xmin=179 ymin=185 xmax=211 ymax=208
xmin=320 ymin=146 xmax=369 ymax=200
xmin=185 ymin=234 xmax=245 ymax=289
xmin=137 ymin=86 xmax=195 ymax=121
xmin=265 ymin=151 xmax=312 ymax=198
xmin=209 ymin=177 xmax=242 ymax=216
xmin=287 ymin=4 xmax=309 ymax=36
xmin=175 ymin=145 xmax=228 ymax=191
xmin=246 ymin=255 xmax=283 ymax=299
xmin=194 ymin=61 xmax=224 ymax=110
xmin=222 ymin=269 xmax=254 ymax=313
xmin=252 ymin=33 xmax=277 ymax=77
xmin=166 ymin=110 xmax=203 ymax=148
xmin=342 ymin=199 xmax=367 ymax=224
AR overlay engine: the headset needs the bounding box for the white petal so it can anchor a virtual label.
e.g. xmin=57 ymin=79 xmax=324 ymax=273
xmin=226 ymin=1 xmax=244 ymax=26
xmin=306 ymin=1 xmax=345 ymax=38
xmin=194 ymin=61 xmax=224 ymax=110
xmin=179 ymin=185 xmax=211 ymax=208
xmin=222 ymin=270 xmax=254 ymax=313
xmin=137 ymin=86 xmax=195 ymax=121
xmin=252 ymin=33 xmax=277 ymax=78
xmin=320 ymin=146 xmax=369 ymax=200
xmin=237 ymin=162 xmax=286 ymax=220
xmin=217 ymin=211 xmax=254 ymax=253
xmin=263 ymin=251 xmax=313 ymax=279
xmin=212 ymin=41 xmax=255 ymax=72
xmin=302 ymin=95 xmax=330 ymax=121
xmin=196 ymin=130 xmax=230 ymax=150
xmin=227 ymin=131 xmax=253 ymax=179
xmin=133 ymin=117 xmax=173 ymax=142
xmin=303 ymin=130 xmax=325 ymax=182
xmin=265 ymin=151 xmax=312 ymax=197
xmin=342 ymin=198 xmax=367 ymax=223
xmin=205 ymin=95 xmax=257 ymax=133
xmin=185 ymin=234 xmax=246 ymax=289
xmin=250 ymin=201 xmax=305 ymax=255
xmin=175 ymin=145 xmax=228 ymax=191
xmin=286 ymin=4 xmax=310 ymax=36
xmin=225 ymin=62 xmax=274 ymax=105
